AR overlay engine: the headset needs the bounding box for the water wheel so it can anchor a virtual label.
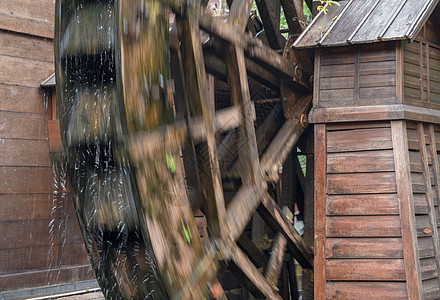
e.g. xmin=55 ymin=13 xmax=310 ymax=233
xmin=54 ymin=0 xmax=314 ymax=298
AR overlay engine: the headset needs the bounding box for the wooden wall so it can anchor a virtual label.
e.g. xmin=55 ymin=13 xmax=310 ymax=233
xmin=315 ymin=42 xmax=397 ymax=109
xmin=0 ymin=0 xmax=93 ymax=293
xmin=407 ymin=121 xmax=440 ymax=299
xmin=314 ymin=120 xmax=440 ymax=299
xmin=314 ymin=121 xmax=409 ymax=299
xmin=403 ymin=19 xmax=440 ymax=110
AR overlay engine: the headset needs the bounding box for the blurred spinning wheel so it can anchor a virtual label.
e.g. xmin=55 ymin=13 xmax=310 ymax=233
xmin=54 ymin=0 xmax=313 ymax=298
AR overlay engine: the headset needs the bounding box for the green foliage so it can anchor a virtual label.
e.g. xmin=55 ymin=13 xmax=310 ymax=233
xmin=252 ymin=0 xmax=312 ymax=39
xmin=313 ymin=0 xmax=340 ymax=15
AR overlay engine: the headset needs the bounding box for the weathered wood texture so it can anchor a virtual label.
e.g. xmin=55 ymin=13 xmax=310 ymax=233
xmin=401 ymin=18 xmax=440 ymax=109
xmin=0 ymin=23 xmax=92 ymax=292
xmin=317 ymin=42 xmax=397 ymax=108
xmin=0 ymin=1 xmax=55 ymax=38
xmin=406 ymin=121 xmax=440 ymax=298
xmin=314 ymin=121 xmax=421 ymax=298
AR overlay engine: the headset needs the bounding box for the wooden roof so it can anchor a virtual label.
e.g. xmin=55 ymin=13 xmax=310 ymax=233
xmin=294 ymin=0 xmax=440 ymax=48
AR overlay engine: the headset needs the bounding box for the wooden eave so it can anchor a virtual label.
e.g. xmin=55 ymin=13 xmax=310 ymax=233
xmin=294 ymin=0 xmax=440 ymax=49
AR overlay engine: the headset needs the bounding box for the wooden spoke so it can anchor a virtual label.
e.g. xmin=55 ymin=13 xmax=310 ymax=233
xmin=229 ymin=245 xmax=283 ymax=300
xmin=177 ymin=4 xmax=227 ymax=240
xmin=258 ymin=192 xmax=313 ymax=268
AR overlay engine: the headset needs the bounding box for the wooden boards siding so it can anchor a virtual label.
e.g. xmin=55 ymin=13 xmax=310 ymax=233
xmin=317 ymin=42 xmax=397 ymax=108
xmin=315 ymin=121 xmax=409 ymax=299
xmin=406 ymin=121 xmax=440 ymax=299
xmin=403 ymin=37 xmax=440 ymax=109
xmin=0 ymin=1 xmax=55 ymax=38
xmin=0 ymin=23 xmax=93 ymax=292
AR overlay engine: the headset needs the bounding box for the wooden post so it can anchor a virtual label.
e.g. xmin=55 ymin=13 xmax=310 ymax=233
xmin=314 ymin=124 xmax=326 ymax=299
xmin=391 ymin=120 xmax=423 ymax=300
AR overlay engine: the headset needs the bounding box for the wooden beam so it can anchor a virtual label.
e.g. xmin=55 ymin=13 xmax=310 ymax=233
xmin=391 ymin=120 xmax=423 ymax=300
xmin=226 ymin=184 xmax=267 ymax=242
xmin=177 ymin=6 xmax=227 ymax=239
xmin=258 ymin=192 xmax=313 ymax=269
xmin=260 ymin=95 xmax=312 ymax=181
xmin=314 ymin=123 xmax=326 ymax=299
xmin=264 ymin=207 xmax=293 ymax=289
xmin=199 ymin=13 xmax=312 ymax=90
xmin=229 ymin=245 xmax=283 ymax=300
xmin=254 ymin=0 xmax=284 ymax=49
xmin=237 ymin=233 xmax=267 ymax=269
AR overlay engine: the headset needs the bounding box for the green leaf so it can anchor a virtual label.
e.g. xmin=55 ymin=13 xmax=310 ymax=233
xmin=166 ymin=152 xmax=176 ymax=173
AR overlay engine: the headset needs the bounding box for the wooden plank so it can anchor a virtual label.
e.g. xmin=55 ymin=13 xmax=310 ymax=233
xmin=326 ymin=259 xmax=406 ymax=281
xmin=59 ymin=243 xmax=90 ymax=267
xmin=0 ymin=12 xmax=54 ymax=39
xmin=419 ymin=236 xmax=436 ymax=259
xmin=327 ymin=121 xmax=391 ymax=132
xmin=314 ymin=124 xmax=326 ymax=300
xmin=327 ymin=150 xmax=394 ymax=173
xmin=326 ymin=215 xmax=401 ymax=238
xmin=0 ymin=0 xmax=55 ymax=25
xmin=421 ymin=257 xmax=439 ymax=280
xmin=0 ymin=167 xmax=53 ymax=194
xmin=423 ymin=278 xmax=440 ymax=300
xmin=0 ymin=55 xmax=54 ymax=88
xmin=0 ymin=194 xmax=56 ymax=222
xmin=326 ymin=237 xmax=403 ymax=259
xmin=412 ymin=172 xmax=428 ymax=194
xmin=327 ymin=282 xmax=407 ymax=299
xmin=0 ymin=245 xmax=59 ymax=275
xmin=359 ymin=60 xmax=396 ymax=76
xmin=0 ymin=112 xmax=47 ymax=140
xmin=319 ymin=77 xmax=354 ymax=90
xmin=0 ymin=84 xmax=47 ymax=114
xmin=0 ymin=139 xmax=50 ymax=167
xmin=0 ymin=219 xmax=60 ymax=250
xmin=320 ymin=51 xmax=355 ymax=66
xmin=392 ymin=120 xmax=423 ymax=300
xmin=360 ymin=44 xmax=396 ymax=63
xmin=320 ymin=63 xmax=354 ymax=78
xmin=410 ymin=150 xmax=424 ymax=173
xmin=327 ymin=172 xmax=397 ymax=195
xmin=326 ymin=194 xmax=399 ymax=216
xmin=327 ymin=127 xmax=393 ymax=153
xmin=359 ymin=86 xmax=396 ymax=100
xmin=359 ymin=73 xmax=396 ymax=88
xmin=0 ymin=265 xmax=93 ymax=292
xmin=0 ymin=30 xmax=53 ymax=62
xmin=319 ymin=89 xmax=353 ymax=102
xmin=414 ymin=193 xmax=429 ymax=215
xmin=416 ymin=215 xmax=435 ymax=237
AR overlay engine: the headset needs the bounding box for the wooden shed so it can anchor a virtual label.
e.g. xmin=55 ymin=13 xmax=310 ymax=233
xmin=294 ymin=0 xmax=440 ymax=298
xmin=0 ymin=1 xmax=96 ymax=298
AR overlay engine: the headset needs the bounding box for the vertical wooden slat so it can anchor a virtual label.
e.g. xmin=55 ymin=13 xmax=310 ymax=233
xmin=314 ymin=124 xmax=326 ymax=299
xmin=426 ymin=44 xmax=430 ymax=104
xmin=354 ymin=45 xmax=360 ymax=102
xmin=313 ymin=49 xmax=321 ymax=108
xmin=396 ymin=41 xmax=404 ymax=103
xmin=419 ymin=42 xmax=425 ymax=102
xmin=391 ymin=120 xmax=423 ymax=300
